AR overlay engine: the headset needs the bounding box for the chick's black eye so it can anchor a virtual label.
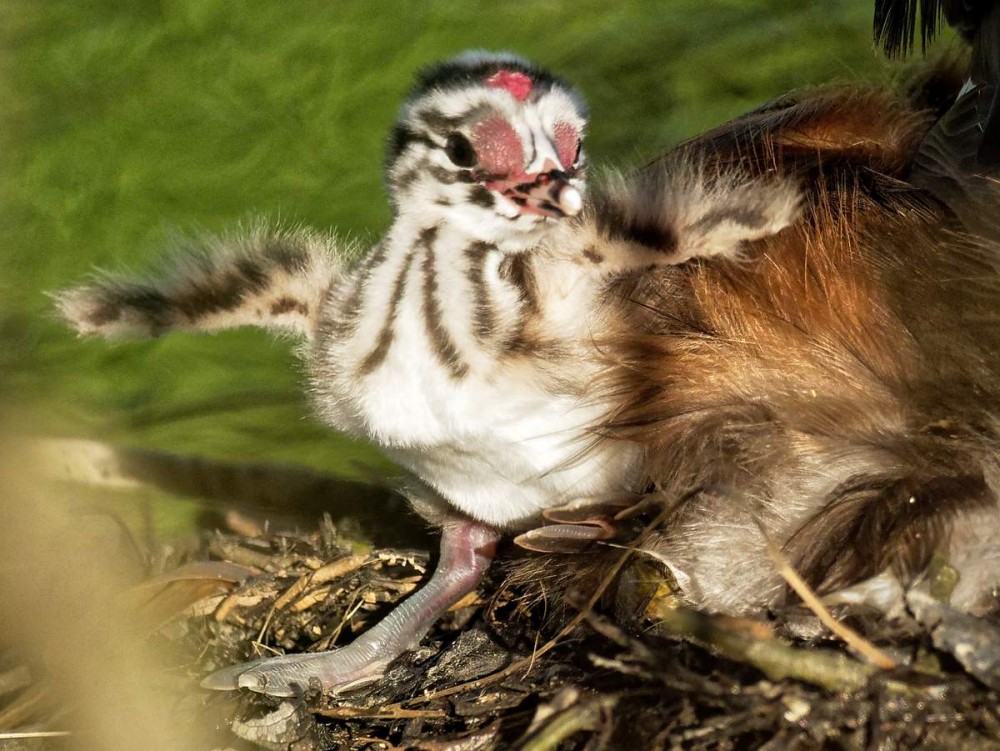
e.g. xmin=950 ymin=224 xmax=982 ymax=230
xmin=444 ymin=133 xmax=477 ymax=168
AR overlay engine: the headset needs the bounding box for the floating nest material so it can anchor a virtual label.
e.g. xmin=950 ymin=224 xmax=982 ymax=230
xmin=116 ymin=511 xmax=1000 ymax=751
xmin=3 ymin=436 xmax=1000 ymax=749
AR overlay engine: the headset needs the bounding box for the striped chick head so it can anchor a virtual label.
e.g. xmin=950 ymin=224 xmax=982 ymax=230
xmin=386 ymin=52 xmax=587 ymax=249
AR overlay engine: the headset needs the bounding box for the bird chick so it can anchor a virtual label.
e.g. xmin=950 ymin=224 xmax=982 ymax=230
xmin=58 ymin=52 xmax=798 ymax=696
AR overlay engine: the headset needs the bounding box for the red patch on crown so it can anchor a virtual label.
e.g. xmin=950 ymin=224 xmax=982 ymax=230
xmin=486 ymin=70 xmax=533 ymax=102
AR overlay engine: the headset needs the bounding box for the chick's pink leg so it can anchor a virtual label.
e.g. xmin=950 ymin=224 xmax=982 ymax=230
xmin=202 ymin=520 xmax=499 ymax=697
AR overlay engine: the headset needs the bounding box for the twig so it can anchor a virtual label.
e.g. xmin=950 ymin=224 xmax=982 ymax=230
xmin=324 ymin=592 xmax=367 ymax=648
xmin=647 ymin=601 xmax=876 ymax=693
xmin=315 ymin=705 xmax=447 ymax=720
xmin=754 ymin=518 xmax=897 ymax=670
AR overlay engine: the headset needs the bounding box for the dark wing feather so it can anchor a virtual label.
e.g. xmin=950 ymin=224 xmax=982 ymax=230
xmin=912 ymin=82 xmax=997 ymax=219
xmin=874 ymin=0 xmax=945 ymax=57
xmin=878 ymin=1 xmax=1000 ymax=179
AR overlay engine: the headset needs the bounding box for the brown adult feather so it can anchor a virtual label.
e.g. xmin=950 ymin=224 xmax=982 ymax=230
xmin=591 ymin=68 xmax=1000 ymax=615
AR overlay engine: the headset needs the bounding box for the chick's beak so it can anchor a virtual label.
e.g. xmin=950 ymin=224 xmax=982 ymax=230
xmin=487 ymin=158 xmax=583 ymax=219
xmin=517 ymin=170 xmax=583 ymax=218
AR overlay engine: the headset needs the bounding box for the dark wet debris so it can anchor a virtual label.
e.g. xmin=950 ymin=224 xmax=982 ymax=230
xmin=4 ymin=517 xmax=1000 ymax=750
xmin=159 ymin=519 xmax=1000 ymax=750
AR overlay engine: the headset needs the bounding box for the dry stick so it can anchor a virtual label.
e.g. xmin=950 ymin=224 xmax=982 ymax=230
xmin=407 ymin=499 xmax=681 ymax=706
xmin=325 ymin=593 xmax=367 ymax=647
xmin=315 ymin=706 xmax=447 ymax=720
xmin=272 ymin=553 xmax=371 ymax=613
xmin=753 ymin=518 xmax=897 ymax=670
xmin=254 ymin=554 xmax=373 ymax=649
xmin=254 ymin=595 xmax=282 ymax=647
xmin=647 ymin=601 xmax=876 ymax=693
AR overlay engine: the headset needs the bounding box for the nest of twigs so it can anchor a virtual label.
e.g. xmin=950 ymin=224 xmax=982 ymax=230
xmin=3 ymin=458 xmax=999 ymax=751
xmin=105 ymin=510 xmax=1000 ymax=751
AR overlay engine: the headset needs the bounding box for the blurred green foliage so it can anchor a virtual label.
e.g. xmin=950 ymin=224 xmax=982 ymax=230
xmin=1 ymin=1 xmax=885 ymax=485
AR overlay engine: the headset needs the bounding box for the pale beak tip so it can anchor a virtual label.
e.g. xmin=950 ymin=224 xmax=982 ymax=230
xmin=560 ymin=185 xmax=583 ymax=217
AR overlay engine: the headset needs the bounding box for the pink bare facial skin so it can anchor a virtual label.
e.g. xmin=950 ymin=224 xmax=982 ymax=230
xmin=474 ymin=117 xmax=524 ymax=177
xmin=473 ymin=70 xmax=583 ymax=219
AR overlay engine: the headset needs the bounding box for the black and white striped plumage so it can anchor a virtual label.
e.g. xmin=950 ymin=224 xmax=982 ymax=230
xmin=60 ymin=52 xmax=795 ymax=531
xmin=58 ymin=52 xmax=800 ymax=696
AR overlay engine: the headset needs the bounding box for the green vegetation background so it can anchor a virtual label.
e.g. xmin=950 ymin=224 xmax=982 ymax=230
xmin=2 ymin=0 xmax=885 ymax=528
